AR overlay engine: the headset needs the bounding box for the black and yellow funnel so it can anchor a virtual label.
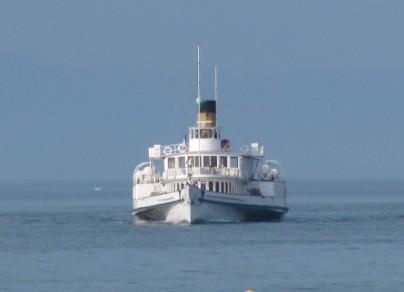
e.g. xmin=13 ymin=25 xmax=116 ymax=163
xmin=197 ymin=100 xmax=216 ymax=127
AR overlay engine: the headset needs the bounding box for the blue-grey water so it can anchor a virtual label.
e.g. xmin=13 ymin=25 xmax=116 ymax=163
xmin=1 ymin=178 xmax=404 ymax=291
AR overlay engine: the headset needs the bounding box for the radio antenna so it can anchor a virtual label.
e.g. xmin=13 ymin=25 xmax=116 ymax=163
xmin=215 ymin=66 xmax=218 ymax=101
xmin=197 ymin=45 xmax=201 ymax=103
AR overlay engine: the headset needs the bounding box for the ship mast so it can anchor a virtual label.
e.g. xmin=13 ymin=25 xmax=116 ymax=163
xmin=197 ymin=45 xmax=201 ymax=108
xmin=214 ymin=66 xmax=218 ymax=124
xmin=197 ymin=45 xmax=201 ymax=158
xmin=215 ymin=66 xmax=217 ymax=102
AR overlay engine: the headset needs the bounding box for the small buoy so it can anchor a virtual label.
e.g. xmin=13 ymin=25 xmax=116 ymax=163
xmin=245 ymin=290 xmax=254 ymax=292
xmin=94 ymin=187 xmax=102 ymax=192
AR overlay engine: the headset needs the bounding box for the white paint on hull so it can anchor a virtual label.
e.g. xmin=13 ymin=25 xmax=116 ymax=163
xmin=133 ymin=185 xmax=287 ymax=224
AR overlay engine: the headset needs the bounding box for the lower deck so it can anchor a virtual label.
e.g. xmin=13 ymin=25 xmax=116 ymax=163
xmin=134 ymin=177 xmax=286 ymax=200
xmin=133 ymin=185 xmax=288 ymax=224
xmin=165 ymin=179 xmax=242 ymax=194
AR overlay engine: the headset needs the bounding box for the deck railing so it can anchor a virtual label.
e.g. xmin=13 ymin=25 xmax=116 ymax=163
xmin=153 ymin=143 xmax=264 ymax=158
xmin=163 ymin=167 xmax=240 ymax=180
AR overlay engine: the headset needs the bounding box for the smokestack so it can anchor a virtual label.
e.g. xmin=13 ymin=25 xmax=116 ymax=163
xmin=197 ymin=100 xmax=216 ymax=127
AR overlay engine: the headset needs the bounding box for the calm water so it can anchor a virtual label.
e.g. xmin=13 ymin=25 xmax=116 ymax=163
xmin=1 ymin=178 xmax=404 ymax=292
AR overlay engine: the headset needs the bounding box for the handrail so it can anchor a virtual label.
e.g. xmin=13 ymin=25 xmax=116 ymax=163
xmin=163 ymin=167 xmax=240 ymax=179
xmin=134 ymin=161 xmax=152 ymax=173
xmin=158 ymin=143 xmax=264 ymax=157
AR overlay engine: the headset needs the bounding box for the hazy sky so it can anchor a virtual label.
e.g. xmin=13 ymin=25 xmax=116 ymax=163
xmin=1 ymin=1 xmax=404 ymax=180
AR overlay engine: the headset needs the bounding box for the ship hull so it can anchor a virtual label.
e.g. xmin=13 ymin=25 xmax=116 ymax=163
xmin=133 ymin=185 xmax=288 ymax=224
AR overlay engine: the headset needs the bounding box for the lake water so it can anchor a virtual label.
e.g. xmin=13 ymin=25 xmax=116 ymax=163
xmin=1 ymin=178 xmax=404 ymax=291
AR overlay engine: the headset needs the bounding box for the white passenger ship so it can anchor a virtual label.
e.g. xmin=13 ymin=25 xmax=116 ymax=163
xmin=132 ymin=47 xmax=288 ymax=223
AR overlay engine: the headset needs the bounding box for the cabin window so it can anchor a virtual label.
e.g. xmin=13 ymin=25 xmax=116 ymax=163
xmin=211 ymin=156 xmax=218 ymax=167
xmin=178 ymin=157 xmax=185 ymax=168
xmin=168 ymin=157 xmax=175 ymax=169
xmin=209 ymin=181 xmax=214 ymax=191
xmin=230 ymin=156 xmax=238 ymax=168
xmin=200 ymin=129 xmax=213 ymax=139
xmin=194 ymin=156 xmax=200 ymax=167
xmin=220 ymin=156 xmax=227 ymax=167
xmin=189 ymin=156 xmax=200 ymax=167
xmin=203 ymin=156 xmax=210 ymax=167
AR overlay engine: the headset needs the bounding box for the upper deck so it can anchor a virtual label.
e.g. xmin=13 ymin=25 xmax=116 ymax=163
xmin=149 ymin=142 xmax=264 ymax=159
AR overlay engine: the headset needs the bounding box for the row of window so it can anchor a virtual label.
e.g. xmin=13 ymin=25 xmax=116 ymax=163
xmin=167 ymin=155 xmax=239 ymax=169
xmin=170 ymin=181 xmax=239 ymax=194
xmin=200 ymin=181 xmax=235 ymax=193
xmin=189 ymin=128 xmax=221 ymax=139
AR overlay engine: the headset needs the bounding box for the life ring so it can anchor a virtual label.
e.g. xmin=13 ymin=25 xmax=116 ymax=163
xmin=224 ymin=169 xmax=230 ymax=176
xmin=261 ymin=170 xmax=270 ymax=180
xmin=221 ymin=139 xmax=231 ymax=151
xmin=163 ymin=147 xmax=172 ymax=155
xmin=178 ymin=144 xmax=186 ymax=153
xmin=241 ymin=145 xmax=249 ymax=153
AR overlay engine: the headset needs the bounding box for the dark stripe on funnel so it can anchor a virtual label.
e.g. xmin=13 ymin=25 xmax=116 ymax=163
xmin=199 ymin=100 xmax=216 ymax=113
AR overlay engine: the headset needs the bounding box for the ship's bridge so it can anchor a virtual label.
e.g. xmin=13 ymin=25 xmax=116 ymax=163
xmin=188 ymin=126 xmax=221 ymax=152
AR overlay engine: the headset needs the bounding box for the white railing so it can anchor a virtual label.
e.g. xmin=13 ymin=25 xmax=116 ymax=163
xmin=163 ymin=167 xmax=240 ymax=180
xmin=152 ymin=143 xmax=264 ymax=158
